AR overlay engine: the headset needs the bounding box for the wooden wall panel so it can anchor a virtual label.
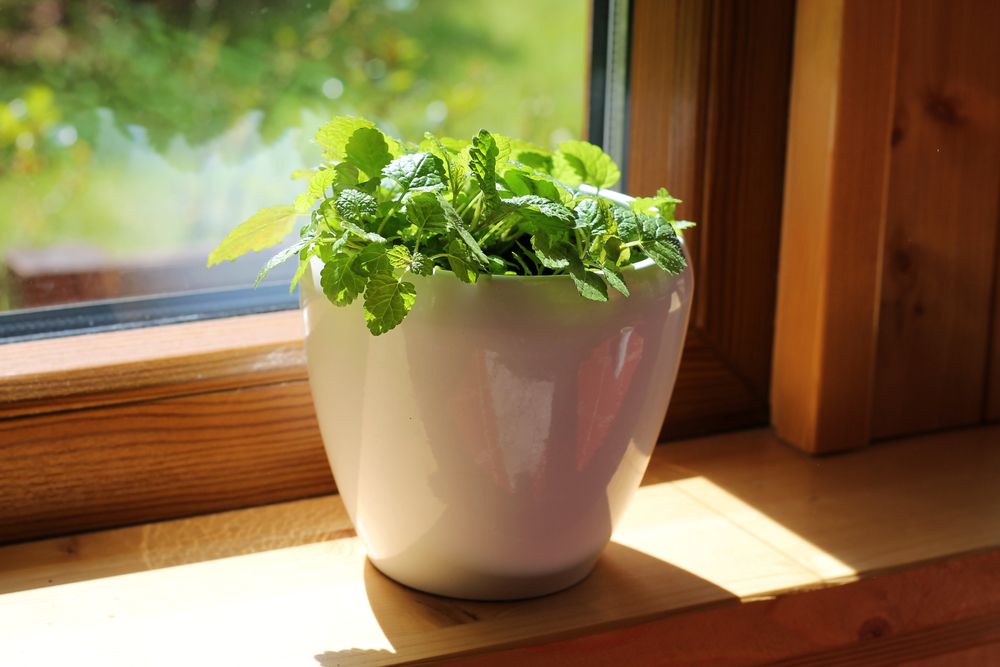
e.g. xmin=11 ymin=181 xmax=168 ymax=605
xmin=873 ymin=0 xmax=1000 ymax=439
xmin=771 ymin=0 xmax=900 ymax=453
xmin=629 ymin=0 xmax=794 ymax=440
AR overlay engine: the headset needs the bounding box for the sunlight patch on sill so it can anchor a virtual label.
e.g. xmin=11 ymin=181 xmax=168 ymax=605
xmin=612 ymin=476 xmax=856 ymax=597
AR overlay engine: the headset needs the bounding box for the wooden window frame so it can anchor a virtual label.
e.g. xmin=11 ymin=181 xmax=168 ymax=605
xmin=0 ymin=0 xmax=796 ymax=544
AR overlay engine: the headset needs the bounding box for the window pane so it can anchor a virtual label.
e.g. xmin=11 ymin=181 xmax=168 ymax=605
xmin=0 ymin=0 xmax=587 ymax=322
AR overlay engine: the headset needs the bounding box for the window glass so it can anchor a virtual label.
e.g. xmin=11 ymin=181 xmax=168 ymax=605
xmin=0 ymin=0 xmax=587 ymax=318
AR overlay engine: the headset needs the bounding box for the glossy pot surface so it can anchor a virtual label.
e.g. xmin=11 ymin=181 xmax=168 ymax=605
xmin=301 ymin=227 xmax=692 ymax=600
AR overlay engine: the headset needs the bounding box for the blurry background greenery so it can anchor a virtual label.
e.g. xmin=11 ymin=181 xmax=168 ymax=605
xmin=0 ymin=0 xmax=586 ymax=288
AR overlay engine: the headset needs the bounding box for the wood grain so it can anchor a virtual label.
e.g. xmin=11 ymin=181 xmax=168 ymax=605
xmin=440 ymin=554 xmax=1000 ymax=667
xmin=771 ymin=0 xmax=900 ymax=453
xmin=629 ymin=0 xmax=794 ymax=441
xmin=0 ymin=310 xmax=305 ymax=419
xmin=1 ymin=425 xmax=998 ymax=666
xmin=0 ymin=380 xmax=333 ymax=544
xmin=873 ymin=0 xmax=1000 ymax=439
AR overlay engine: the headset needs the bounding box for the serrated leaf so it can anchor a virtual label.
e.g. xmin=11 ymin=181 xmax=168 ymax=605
xmin=335 ymin=188 xmax=378 ymax=221
xmin=568 ymin=257 xmax=609 ymax=302
xmin=383 ymin=152 xmax=447 ymax=192
xmin=289 ymin=252 xmax=314 ymax=293
xmin=469 ymin=129 xmax=500 ymax=207
xmin=553 ymin=140 xmax=620 ymax=189
xmin=517 ymin=151 xmax=554 ymax=173
xmin=503 ymin=170 xmax=561 ymax=202
xmin=506 ymin=195 xmax=575 ymax=233
xmin=294 ymin=169 xmax=338 ymax=213
xmin=315 ymin=117 xmax=376 ymax=162
xmin=437 ymin=193 xmax=489 ymax=268
xmin=353 ymin=242 xmax=390 ymax=276
xmin=530 ymin=233 xmax=572 ymax=270
xmin=574 ymin=198 xmax=613 ymax=235
xmin=673 ymin=220 xmax=696 ymax=232
xmin=345 ymin=127 xmax=393 ymax=180
xmin=639 ymin=212 xmax=676 ymax=242
xmin=602 ymin=261 xmax=629 ymax=296
xmin=386 ymin=244 xmax=412 ymax=269
xmin=405 ymin=190 xmax=449 ymax=240
xmin=316 ymin=116 xmax=404 ymax=161
xmin=642 ymin=238 xmax=687 ymax=274
xmin=255 ymin=238 xmax=310 ymax=287
xmin=410 ymin=251 xmax=431 ymax=276
xmin=208 ymin=205 xmax=299 ymax=266
xmin=446 ymin=238 xmax=479 ymax=283
xmin=612 ymin=206 xmax=640 ymax=242
xmin=363 ymin=270 xmax=417 ymax=335
xmin=320 ymin=252 xmax=367 ymax=306
xmin=422 ymin=132 xmax=468 ymax=198
xmin=341 ymin=220 xmax=386 ymax=243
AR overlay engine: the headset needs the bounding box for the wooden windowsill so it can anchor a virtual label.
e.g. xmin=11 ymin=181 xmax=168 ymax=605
xmin=2 ymin=426 xmax=999 ymax=665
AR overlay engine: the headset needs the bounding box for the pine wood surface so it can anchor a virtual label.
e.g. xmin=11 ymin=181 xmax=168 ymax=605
xmin=770 ymin=0 xmax=901 ymax=454
xmin=872 ymin=0 xmax=1000 ymax=439
xmin=1 ymin=425 xmax=998 ymax=666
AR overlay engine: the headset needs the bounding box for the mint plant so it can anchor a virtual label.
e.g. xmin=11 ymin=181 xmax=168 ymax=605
xmin=208 ymin=116 xmax=692 ymax=335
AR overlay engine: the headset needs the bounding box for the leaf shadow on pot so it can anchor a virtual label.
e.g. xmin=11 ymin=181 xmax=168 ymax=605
xmin=313 ymin=542 xmax=734 ymax=666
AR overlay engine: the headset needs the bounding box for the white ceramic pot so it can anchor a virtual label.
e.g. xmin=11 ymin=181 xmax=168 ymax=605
xmin=301 ymin=195 xmax=693 ymax=600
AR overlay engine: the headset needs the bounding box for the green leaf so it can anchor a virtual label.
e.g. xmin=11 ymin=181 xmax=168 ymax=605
xmin=517 ymin=151 xmax=554 ymax=173
xmin=383 ymin=152 xmax=447 ymax=192
xmin=642 ymin=238 xmax=687 ymax=274
xmin=574 ymin=198 xmax=613 ymax=235
xmin=410 ymin=251 xmax=431 ymax=276
xmin=423 ymin=132 xmax=468 ymax=198
xmin=602 ymin=261 xmax=630 ymax=296
xmin=553 ymin=140 xmax=620 ymax=189
xmin=639 ymin=212 xmax=676 ymax=242
xmin=437 ymin=193 xmax=489 ymax=268
xmin=363 ymin=270 xmax=417 ymax=335
xmin=446 ymin=238 xmax=480 ymax=283
xmin=503 ymin=170 xmax=561 ymax=202
xmin=530 ymin=233 xmax=572 ymax=270
xmin=673 ymin=220 xmax=696 ymax=232
xmin=341 ymin=220 xmax=386 ymax=243
xmin=353 ymin=243 xmax=390 ymax=276
xmin=320 ymin=252 xmax=367 ymax=306
xmin=289 ymin=252 xmax=314 ymax=293
xmin=208 ymin=205 xmax=299 ymax=266
xmin=294 ymin=169 xmax=338 ymax=213
xmin=612 ymin=206 xmax=640 ymax=242
xmin=405 ymin=191 xmax=449 ymax=237
xmin=568 ymin=257 xmax=609 ymax=301
xmin=469 ymin=129 xmax=500 ymax=207
xmin=387 ymin=244 xmax=412 ymax=269
xmin=315 ymin=117 xmax=376 ymax=162
xmin=506 ymin=195 xmax=575 ymax=233
xmin=316 ymin=116 xmax=403 ymax=161
xmin=334 ymin=188 xmax=378 ymax=221
xmin=255 ymin=238 xmax=310 ymax=287
xmin=345 ymin=127 xmax=393 ymax=180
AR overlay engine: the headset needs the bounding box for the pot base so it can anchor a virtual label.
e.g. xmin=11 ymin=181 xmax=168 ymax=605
xmin=368 ymin=555 xmax=599 ymax=601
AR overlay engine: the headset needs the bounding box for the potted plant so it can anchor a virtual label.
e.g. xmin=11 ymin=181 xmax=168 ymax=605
xmin=209 ymin=117 xmax=694 ymax=600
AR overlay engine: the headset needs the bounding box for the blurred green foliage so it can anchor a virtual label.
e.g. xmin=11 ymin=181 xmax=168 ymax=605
xmin=0 ymin=0 xmax=586 ymax=254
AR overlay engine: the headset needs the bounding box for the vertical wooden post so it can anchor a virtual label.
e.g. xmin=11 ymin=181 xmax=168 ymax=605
xmin=771 ymin=0 xmax=901 ymax=453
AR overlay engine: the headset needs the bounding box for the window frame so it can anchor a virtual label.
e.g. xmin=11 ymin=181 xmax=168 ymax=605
xmin=0 ymin=0 xmax=797 ymax=544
